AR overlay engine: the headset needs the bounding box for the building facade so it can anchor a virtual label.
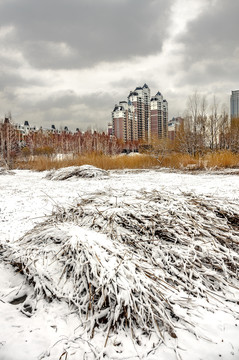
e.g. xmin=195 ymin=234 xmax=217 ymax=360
xmin=150 ymin=92 xmax=168 ymax=140
xmin=168 ymin=117 xmax=183 ymax=141
xmin=127 ymin=84 xmax=151 ymax=141
xmin=230 ymin=90 xmax=239 ymax=119
xmin=112 ymin=84 xmax=168 ymax=143
xmin=112 ymin=102 xmax=136 ymax=142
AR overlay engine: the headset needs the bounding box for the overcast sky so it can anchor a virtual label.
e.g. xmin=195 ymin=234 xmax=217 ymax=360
xmin=0 ymin=0 xmax=238 ymax=131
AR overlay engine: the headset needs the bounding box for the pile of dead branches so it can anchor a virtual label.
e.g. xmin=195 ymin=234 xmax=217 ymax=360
xmin=0 ymin=167 xmax=15 ymax=175
xmin=46 ymin=165 xmax=108 ymax=180
xmin=4 ymin=188 xmax=239 ymax=342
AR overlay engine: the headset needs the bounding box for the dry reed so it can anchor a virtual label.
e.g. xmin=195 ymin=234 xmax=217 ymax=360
xmin=14 ymin=151 xmax=239 ymax=171
xmin=15 ymin=153 xmax=159 ymax=171
xmin=203 ymin=151 xmax=239 ymax=168
xmin=4 ymin=188 xmax=239 ymax=345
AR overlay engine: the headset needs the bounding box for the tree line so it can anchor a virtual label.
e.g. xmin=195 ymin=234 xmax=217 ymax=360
xmin=0 ymin=118 xmax=137 ymax=168
xmin=172 ymin=93 xmax=239 ymax=155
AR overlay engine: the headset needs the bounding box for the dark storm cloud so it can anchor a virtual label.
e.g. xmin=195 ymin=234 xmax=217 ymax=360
xmin=0 ymin=0 xmax=173 ymax=70
xmin=177 ymin=0 xmax=239 ymax=85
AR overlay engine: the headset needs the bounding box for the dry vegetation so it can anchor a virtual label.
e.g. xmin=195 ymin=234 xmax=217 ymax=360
xmin=15 ymin=153 xmax=159 ymax=171
xmin=203 ymin=151 xmax=239 ymax=168
xmin=3 ymin=187 xmax=239 ymax=345
xmin=14 ymin=150 xmax=239 ymax=171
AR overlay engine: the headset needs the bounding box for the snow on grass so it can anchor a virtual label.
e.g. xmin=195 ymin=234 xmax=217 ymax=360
xmin=46 ymin=165 xmax=109 ymax=180
xmin=0 ymin=168 xmax=239 ymax=359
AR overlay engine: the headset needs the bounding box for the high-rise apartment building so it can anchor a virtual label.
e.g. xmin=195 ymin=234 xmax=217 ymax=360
xmin=127 ymin=84 xmax=150 ymax=141
xmin=150 ymin=92 xmax=168 ymax=139
xmin=112 ymin=104 xmax=125 ymax=141
xmin=230 ymin=90 xmax=239 ymax=119
xmin=112 ymin=84 xmax=168 ymax=143
xmin=112 ymin=101 xmax=136 ymax=142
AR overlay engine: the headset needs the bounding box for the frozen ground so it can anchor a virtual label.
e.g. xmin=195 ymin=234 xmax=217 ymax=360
xmin=0 ymin=167 xmax=238 ymax=360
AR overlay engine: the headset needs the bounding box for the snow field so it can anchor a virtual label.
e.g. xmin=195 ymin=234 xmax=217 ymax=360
xmin=0 ymin=167 xmax=238 ymax=359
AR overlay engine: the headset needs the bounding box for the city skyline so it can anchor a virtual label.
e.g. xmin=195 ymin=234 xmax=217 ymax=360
xmin=0 ymin=0 xmax=238 ymax=131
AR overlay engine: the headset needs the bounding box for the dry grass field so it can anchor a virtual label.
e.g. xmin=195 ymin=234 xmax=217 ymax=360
xmin=14 ymin=150 xmax=239 ymax=171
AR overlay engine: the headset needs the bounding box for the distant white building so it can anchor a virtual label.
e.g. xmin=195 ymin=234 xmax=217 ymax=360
xmin=14 ymin=122 xmax=73 ymax=135
xmin=15 ymin=121 xmax=36 ymax=135
xmin=230 ymin=90 xmax=239 ymax=119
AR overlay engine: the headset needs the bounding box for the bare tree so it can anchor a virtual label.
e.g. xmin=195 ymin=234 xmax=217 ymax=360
xmin=184 ymin=92 xmax=208 ymax=155
xmin=230 ymin=116 xmax=239 ymax=152
xmin=209 ymin=96 xmax=222 ymax=151
xmin=0 ymin=117 xmax=19 ymax=168
xmin=218 ymin=104 xmax=230 ymax=150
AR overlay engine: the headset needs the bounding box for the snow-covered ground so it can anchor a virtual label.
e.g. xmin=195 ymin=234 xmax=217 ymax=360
xmin=0 ymin=167 xmax=238 ymax=360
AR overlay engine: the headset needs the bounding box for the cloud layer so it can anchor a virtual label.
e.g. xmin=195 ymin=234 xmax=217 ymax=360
xmin=0 ymin=0 xmax=238 ymax=130
xmin=0 ymin=0 xmax=172 ymax=69
xmin=177 ymin=0 xmax=239 ymax=87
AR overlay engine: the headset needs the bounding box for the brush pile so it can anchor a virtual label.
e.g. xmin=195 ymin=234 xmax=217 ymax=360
xmin=4 ymin=188 xmax=239 ymax=342
xmin=46 ymin=165 xmax=108 ymax=180
xmin=0 ymin=167 xmax=15 ymax=175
